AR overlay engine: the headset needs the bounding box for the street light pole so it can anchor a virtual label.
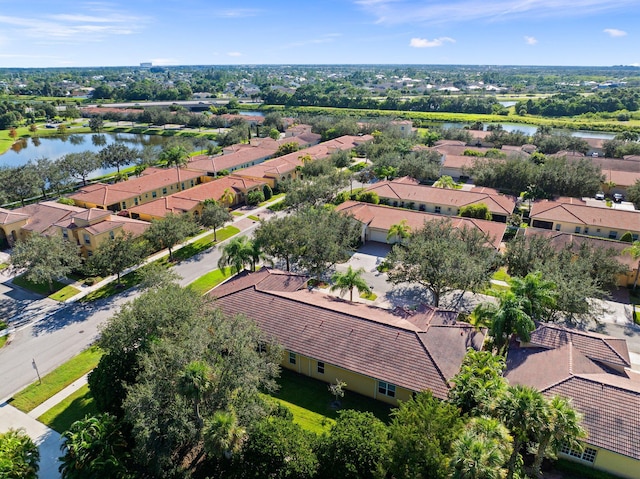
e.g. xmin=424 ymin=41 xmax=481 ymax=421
xmin=32 ymin=358 xmax=41 ymax=385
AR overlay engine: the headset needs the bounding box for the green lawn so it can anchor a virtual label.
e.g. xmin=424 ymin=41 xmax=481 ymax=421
xmin=270 ymin=369 xmax=392 ymax=434
xmin=0 ymin=335 xmax=7 ymax=349
xmin=360 ymin=291 xmax=378 ymax=301
xmin=259 ymin=193 xmax=285 ymax=206
xmin=492 ymin=267 xmax=512 ymax=283
xmin=0 ymin=263 xmax=8 ymax=270
xmin=38 ymin=384 xmax=97 ymax=434
xmin=11 ymin=275 xmax=68 ymax=297
xmin=80 ymin=268 xmax=144 ymax=302
xmin=49 ymin=285 xmax=81 ymax=302
xmin=246 ymin=215 xmax=260 ymax=221
xmin=172 ymin=226 xmax=240 ymax=262
xmin=188 ymin=268 xmax=232 ymax=295
xmin=9 ymin=346 xmax=103 ymax=413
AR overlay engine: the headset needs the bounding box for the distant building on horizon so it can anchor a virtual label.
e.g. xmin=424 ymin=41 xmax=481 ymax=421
xmin=140 ymin=62 xmax=152 ymax=68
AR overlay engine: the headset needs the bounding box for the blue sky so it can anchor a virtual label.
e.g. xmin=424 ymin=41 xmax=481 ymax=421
xmin=0 ymin=0 xmax=639 ymax=68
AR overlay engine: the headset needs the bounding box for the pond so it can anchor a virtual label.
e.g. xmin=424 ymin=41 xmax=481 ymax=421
xmin=441 ymin=122 xmax=615 ymax=139
xmin=0 ymin=132 xmax=173 ymax=176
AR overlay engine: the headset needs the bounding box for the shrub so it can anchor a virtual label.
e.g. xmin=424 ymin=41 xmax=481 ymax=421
xmin=263 ymin=184 xmax=273 ymax=201
xmin=58 ymin=197 xmax=75 ymax=206
xmin=247 ymin=190 xmax=265 ymax=206
xmin=620 ymin=231 xmax=633 ymax=243
xmin=355 ymin=191 xmax=380 ymax=205
xmin=459 ymin=203 xmax=492 ymax=220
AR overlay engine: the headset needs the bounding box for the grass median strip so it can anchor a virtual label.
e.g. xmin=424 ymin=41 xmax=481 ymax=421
xmin=9 ymin=346 xmax=103 ymax=413
xmin=49 ymin=285 xmax=81 ymax=302
xmin=38 ymin=384 xmax=97 ymax=434
xmin=11 ymin=275 xmax=68 ymax=297
xmin=188 ymin=267 xmax=231 ymax=295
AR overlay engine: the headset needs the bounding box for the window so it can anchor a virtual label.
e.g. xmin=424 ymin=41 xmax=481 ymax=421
xmin=190 ymin=180 xmax=194 ymax=187
xmin=317 ymin=362 xmax=325 ymax=374
xmin=181 ymin=183 xmax=185 ymax=190
xmin=574 ymin=226 xmax=581 ymax=234
xmin=555 ymin=224 xmax=561 ymax=231
xmin=121 ymin=202 xmax=126 ymax=210
xmin=134 ymin=198 xmax=139 ymax=206
xmin=289 ymin=352 xmax=296 ymax=365
xmin=162 ymin=188 xmax=167 ymax=195
xmin=378 ymin=381 xmax=396 ymax=398
xmin=435 ymin=206 xmax=441 ymax=214
xmin=152 ymin=191 xmax=157 ymax=198
xmin=633 ymin=234 xmax=639 ymax=241
xmin=560 ymin=444 xmax=597 ymax=463
xmin=584 ymin=227 xmax=589 ymax=234
xmin=109 ymin=231 xmax=115 ymax=239
xmin=609 ymin=231 xmax=617 ymax=240
xmin=83 ymin=234 xmax=91 ymax=245
xmin=62 ymin=229 xmax=68 ymax=239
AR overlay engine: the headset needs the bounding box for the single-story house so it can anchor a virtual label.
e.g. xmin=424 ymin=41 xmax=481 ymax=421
xmin=364 ymin=178 xmax=516 ymax=223
xmin=335 ymin=201 xmax=507 ymax=249
xmin=529 ymin=197 xmax=640 ymax=242
xmin=68 ymin=166 xmax=209 ymax=212
xmin=210 ymin=268 xmax=485 ymax=406
xmin=505 ymin=323 xmax=640 ymax=479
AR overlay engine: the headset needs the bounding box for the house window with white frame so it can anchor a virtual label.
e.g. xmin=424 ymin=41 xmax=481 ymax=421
xmin=317 ymin=361 xmax=325 ymax=374
xmin=378 ymin=381 xmax=396 ymax=398
xmin=560 ymin=444 xmax=597 ymax=463
xmin=289 ymin=352 xmax=296 ymax=365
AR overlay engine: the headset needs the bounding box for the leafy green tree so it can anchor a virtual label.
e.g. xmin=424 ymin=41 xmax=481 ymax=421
xmin=316 ymin=410 xmax=390 ymax=479
xmin=433 ymin=175 xmax=457 ymax=189
xmin=330 ymin=266 xmax=371 ymax=302
xmin=4 ymin=165 xmax=39 ymax=206
xmin=87 ymin=232 xmax=146 ymax=285
xmin=11 ymin=234 xmax=81 ymax=292
xmin=531 ymin=396 xmax=585 ymax=479
xmin=623 ymin=241 xmax=640 ymax=289
xmin=254 ymin=215 xmax=305 ymax=271
xmin=386 ymin=219 xmax=497 ymax=306
xmin=158 ymin=144 xmax=190 ymax=191
xmin=88 ymin=116 xmax=104 ymax=132
xmin=143 ymin=213 xmax=198 ymax=260
xmin=496 ymin=385 xmax=547 ymax=479
xmin=459 ymin=203 xmax=492 ymax=220
xmin=450 ymin=417 xmax=512 ymax=479
xmin=449 ymin=350 xmax=507 ymax=416
xmin=0 ymin=429 xmax=39 ymax=479
xmin=199 ymin=200 xmax=232 ymax=241
xmin=98 ymin=143 xmax=138 ymax=174
xmin=273 ymin=141 xmax=300 ymax=157
xmin=262 ymin=184 xmax=273 ymax=200
xmin=473 ymin=292 xmax=535 ymax=355
xmin=268 ymin=128 xmax=280 ymax=140
xmin=60 ymin=151 xmax=100 ymax=186
xmin=240 ymin=416 xmax=318 ymax=479
xmin=246 ymin=189 xmax=265 ymax=206
xmin=388 ymin=391 xmax=464 ymax=479
xmin=627 ymin=179 xmax=640 ymax=209
xmin=59 ymin=414 xmax=131 ymax=479
xmin=203 ymin=409 xmax=246 ymax=460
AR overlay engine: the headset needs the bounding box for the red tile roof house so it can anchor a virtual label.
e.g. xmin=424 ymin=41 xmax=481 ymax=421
xmin=335 ymin=201 xmax=506 ymax=249
xmin=525 ymin=227 xmax=639 ymax=287
xmin=364 ymin=178 xmax=516 ymax=223
xmin=68 ymin=166 xmax=209 ymax=213
xmin=126 ymin=175 xmax=266 ymax=221
xmin=236 ymin=135 xmax=373 ymax=188
xmin=210 ymin=268 xmax=485 ymax=406
xmin=529 ymin=197 xmax=640 ymax=242
xmin=505 ymin=323 xmax=640 ymax=479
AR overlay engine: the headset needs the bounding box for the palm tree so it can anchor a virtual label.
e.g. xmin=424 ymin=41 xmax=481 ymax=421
xmin=623 ymin=241 xmax=640 ymax=290
xmin=433 ymin=175 xmax=457 ymax=189
xmin=220 ymin=187 xmax=235 ymax=207
xmin=497 ymin=385 xmax=547 ymax=479
xmin=159 ymin=144 xmax=190 ymax=191
xmin=218 ymin=236 xmax=255 ymax=274
xmin=204 ymin=409 xmax=246 ymax=460
xmin=509 ymin=271 xmax=557 ymax=321
xmin=451 ymin=417 xmax=512 ymax=479
xmin=178 ymin=361 xmax=214 ymax=430
xmin=330 ymin=266 xmax=371 ymax=302
xmin=386 ymin=219 xmax=411 ymax=245
xmin=473 ymin=292 xmax=535 ymax=355
xmin=0 ymin=428 xmax=39 ymax=479
xmin=531 ymin=395 xmax=585 ymax=478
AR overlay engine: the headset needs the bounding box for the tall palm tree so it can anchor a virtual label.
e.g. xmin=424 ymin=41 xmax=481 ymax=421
xmin=220 ymin=187 xmax=235 ymax=207
xmin=497 ymin=385 xmax=547 ymax=479
xmin=178 ymin=361 xmax=214 ymax=430
xmin=159 ymin=144 xmax=190 ymax=191
xmin=473 ymin=292 xmax=535 ymax=355
xmin=451 ymin=417 xmax=512 ymax=479
xmin=509 ymin=271 xmax=557 ymax=321
xmin=387 ymin=219 xmax=411 ymax=245
xmin=623 ymin=241 xmax=640 ymax=290
xmin=433 ymin=175 xmax=457 ymax=189
xmin=330 ymin=266 xmax=371 ymax=302
xmin=531 ymin=395 xmax=585 ymax=478
xmin=204 ymin=409 xmax=246 ymax=460
xmin=218 ymin=236 xmax=255 ymax=274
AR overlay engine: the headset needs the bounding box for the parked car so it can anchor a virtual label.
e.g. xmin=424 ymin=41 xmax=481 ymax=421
xmin=595 ymin=192 xmax=605 ymax=200
xmin=613 ymin=193 xmax=624 ymax=203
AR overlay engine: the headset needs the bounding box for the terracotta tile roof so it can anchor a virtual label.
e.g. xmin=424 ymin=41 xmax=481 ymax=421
xmin=127 ymin=196 xmax=201 ymax=217
xmin=335 ymin=201 xmax=506 ymax=249
xmin=530 ymin=199 xmax=640 ymax=231
xmin=174 ymin=176 xmax=265 ymax=202
xmin=71 ymin=208 xmax=112 ymax=222
xmin=211 ymin=269 xmax=484 ymax=399
xmin=4 ymin=201 xmax=85 ymax=234
xmin=365 ymin=180 xmax=516 ymax=216
xmin=527 ymin=323 xmax=631 ymax=368
xmin=0 ymin=208 xmax=31 ymax=225
xmin=604 ymin=169 xmax=640 ymax=187
xmin=188 ymin=142 xmax=277 ymax=173
xmin=525 ymin=227 xmax=637 ymax=269
xmin=69 ymin=167 xmax=203 ymax=206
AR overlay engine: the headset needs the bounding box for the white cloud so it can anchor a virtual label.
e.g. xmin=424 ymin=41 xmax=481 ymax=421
xmin=603 ymin=28 xmax=627 ymax=37
xmin=227 ymin=52 xmax=242 ymax=57
xmin=355 ymin=0 xmax=639 ymax=25
xmin=214 ymin=9 xmax=262 ymax=18
xmin=410 ymin=37 xmax=455 ymax=48
xmin=524 ymin=36 xmax=538 ymax=45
